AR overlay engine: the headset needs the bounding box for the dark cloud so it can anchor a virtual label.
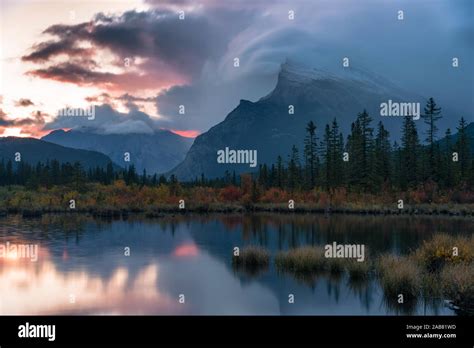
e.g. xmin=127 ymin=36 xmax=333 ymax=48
xmin=0 ymin=109 xmax=46 ymax=128
xmin=22 ymin=22 xmax=93 ymax=62
xmin=27 ymin=62 xmax=118 ymax=86
xmin=23 ymin=8 xmax=254 ymax=92
xmin=156 ymin=0 xmax=474 ymax=132
xmin=22 ymin=0 xmax=473 ymax=134
xmin=0 ymin=109 xmax=8 ymax=125
xmin=22 ymin=40 xmax=94 ymax=63
xmin=85 ymin=93 xmax=111 ymax=103
xmin=14 ymin=98 xmax=35 ymax=107
xmin=118 ymin=93 xmax=156 ymax=103
xmin=145 ymin=0 xmax=266 ymax=10
xmin=156 ymin=72 xmax=276 ymax=131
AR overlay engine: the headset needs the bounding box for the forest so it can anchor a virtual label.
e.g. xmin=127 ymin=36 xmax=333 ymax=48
xmin=0 ymin=98 xmax=472 ymax=213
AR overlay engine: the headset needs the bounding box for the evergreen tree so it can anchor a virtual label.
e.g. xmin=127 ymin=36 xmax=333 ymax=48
xmin=442 ymin=128 xmax=454 ymax=187
xmin=106 ymin=162 xmax=114 ymax=184
xmin=304 ymin=120 xmax=318 ymax=188
xmin=401 ymin=116 xmax=420 ymax=188
xmin=455 ymin=117 xmax=471 ymax=182
xmin=287 ymin=145 xmax=301 ymax=191
xmin=276 ymin=155 xmax=285 ymax=188
xmin=422 ymin=97 xmax=442 ymax=179
xmin=258 ymin=164 xmax=269 ymax=190
xmin=358 ymin=109 xmax=374 ymax=188
xmin=330 ymin=119 xmax=344 ymax=187
xmin=392 ymin=141 xmax=403 ymax=189
xmin=321 ymin=124 xmax=332 ymax=189
xmin=374 ymin=122 xmax=391 ymax=188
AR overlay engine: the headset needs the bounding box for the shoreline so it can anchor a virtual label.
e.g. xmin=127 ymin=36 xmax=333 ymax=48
xmin=1 ymin=203 xmax=473 ymax=218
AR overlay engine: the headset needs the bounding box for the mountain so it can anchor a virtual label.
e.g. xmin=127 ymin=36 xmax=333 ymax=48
xmin=42 ymin=128 xmax=193 ymax=174
xmin=169 ymin=61 xmax=445 ymax=180
xmin=437 ymin=122 xmax=474 ymax=152
xmin=0 ymin=137 xmax=118 ymax=169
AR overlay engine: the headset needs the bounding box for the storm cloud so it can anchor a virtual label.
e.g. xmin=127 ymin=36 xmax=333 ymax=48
xmin=23 ymin=0 xmax=473 ymax=134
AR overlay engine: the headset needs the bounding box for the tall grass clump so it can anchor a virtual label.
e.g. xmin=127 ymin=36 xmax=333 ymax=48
xmin=232 ymin=246 xmax=270 ymax=275
xmin=441 ymin=263 xmax=474 ymax=314
xmin=275 ymin=247 xmax=326 ymax=273
xmin=345 ymin=259 xmax=371 ymax=280
xmin=377 ymin=254 xmax=421 ymax=300
xmin=414 ymin=234 xmax=474 ymax=272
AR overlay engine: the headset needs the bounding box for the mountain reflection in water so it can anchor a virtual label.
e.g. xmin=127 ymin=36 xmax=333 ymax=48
xmin=0 ymin=213 xmax=471 ymax=315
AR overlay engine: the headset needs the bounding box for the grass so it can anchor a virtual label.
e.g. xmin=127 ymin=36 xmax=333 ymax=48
xmin=377 ymin=254 xmax=421 ymax=300
xmin=232 ymin=246 xmax=270 ymax=275
xmin=0 ymin=184 xmax=473 ymax=217
xmin=230 ymin=234 xmax=474 ymax=312
xmin=413 ymin=234 xmax=474 ymax=272
xmin=275 ymin=246 xmax=368 ymax=277
xmin=345 ymin=259 xmax=371 ymax=280
xmin=441 ymin=263 xmax=474 ymax=314
xmin=275 ymin=247 xmax=326 ymax=273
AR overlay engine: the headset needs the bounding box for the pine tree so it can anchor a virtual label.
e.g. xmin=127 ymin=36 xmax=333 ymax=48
xmin=321 ymin=124 xmax=332 ymax=189
xmin=258 ymin=164 xmax=269 ymax=190
xmin=304 ymin=121 xmax=318 ymax=189
xmin=287 ymin=145 xmax=301 ymax=191
xmin=401 ymin=116 xmax=420 ymax=188
xmin=392 ymin=141 xmax=403 ymax=189
xmin=347 ymin=121 xmax=363 ymax=187
xmin=422 ymin=97 xmax=442 ymax=179
xmin=347 ymin=110 xmax=373 ymax=189
xmin=358 ymin=110 xmax=374 ymax=188
xmin=455 ymin=117 xmax=471 ymax=182
xmin=442 ymin=128 xmax=454 ymax=187
xmin=106 ymin=162 xmax=114 ymax=184
xmin=331 ymin=119 xmax=344 ymax=187
xmin=374 ymin=122 xmax=391 ymax=188
xmin=276 ymin=155 xmax=285 ymax=188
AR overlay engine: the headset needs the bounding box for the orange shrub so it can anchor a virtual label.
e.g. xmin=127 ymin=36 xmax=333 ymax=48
xmin=192 ymin=186 xmax=217 ymax=204
xmin=219 ymin=186 xmax=243 ymax=202
xmin=260 ymin=187 xmax=288 ymax=203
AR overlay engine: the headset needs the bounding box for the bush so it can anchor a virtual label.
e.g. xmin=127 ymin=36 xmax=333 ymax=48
xmin=414 ymin=234 xmax=474 ymax=272
xmin=219 ymin=186 xmax=242 ymax=202
xmin=260 ymin=188 xmax=288 ymax=203
xmin=441 ymin=263 xmax=474 ymax=313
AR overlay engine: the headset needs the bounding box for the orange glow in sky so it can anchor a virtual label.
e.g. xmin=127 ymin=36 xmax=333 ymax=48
xmin=170 ymin=129 xmax=200 ymax=138
xmin=0 ymin=0 xmax=168 ymax=139
xmin=173 ymin=243 xmax=199 ymax=258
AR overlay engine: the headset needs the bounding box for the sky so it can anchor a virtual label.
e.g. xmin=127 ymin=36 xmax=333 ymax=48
xmin=0 ymin=0 xmax=472 ymax=138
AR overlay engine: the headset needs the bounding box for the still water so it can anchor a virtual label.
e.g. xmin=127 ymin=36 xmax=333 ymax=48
xmin=0 ymin=213 xmax=471 ymax=315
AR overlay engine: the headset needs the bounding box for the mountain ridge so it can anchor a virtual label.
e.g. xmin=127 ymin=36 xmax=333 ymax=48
xmin=0 ymin=137 xmax=119 ymax=169
xmin=169 ymin=61 xmax=461 ymax=180
xmin=42 ymin=128 xmax=193 ymax=174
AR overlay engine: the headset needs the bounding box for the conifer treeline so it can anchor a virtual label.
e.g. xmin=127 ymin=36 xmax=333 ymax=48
xmin=0 ymin=160 xmax=174 ymax=189
xmin=0 ymin=98 xmax=471 ymax=193
xmin=257 ymin=98 xmax=473 ymax=192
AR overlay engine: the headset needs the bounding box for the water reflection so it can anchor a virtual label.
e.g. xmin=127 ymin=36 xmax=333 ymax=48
xmin=0 ymin=213 xmax=471 ymax=315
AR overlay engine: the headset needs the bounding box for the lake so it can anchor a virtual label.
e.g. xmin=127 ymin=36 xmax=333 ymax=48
xmin=0 ymin=213 xmax=472 ymax=315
